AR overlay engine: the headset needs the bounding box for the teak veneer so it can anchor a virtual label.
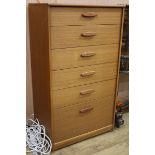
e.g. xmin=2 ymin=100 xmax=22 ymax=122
xmin=28 ymin=3 xmax=124 ymax=150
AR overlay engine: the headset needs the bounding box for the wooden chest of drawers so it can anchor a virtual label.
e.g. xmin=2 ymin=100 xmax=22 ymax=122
xmin=29 ymin=4 xmax=124 ymax=150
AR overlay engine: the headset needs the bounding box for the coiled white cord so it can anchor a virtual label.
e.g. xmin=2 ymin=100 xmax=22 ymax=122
xmin=26 ymin=118 xmax=52 ymax=155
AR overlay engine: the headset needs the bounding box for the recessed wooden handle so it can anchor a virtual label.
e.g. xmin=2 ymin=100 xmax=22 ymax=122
xmin=81 ymin=71 xmax=96 ymax=77
xmin=81 ymin=32 xmax=96 ymax=37
xmin=79 ymin=107 xmax=94 ymax=113
xmin=80 ymin=52 xmax=96 ymax=57
xmin=82 ymin=12 xmax=97 ymax=17
xmin=80 ymin=89 xmax=95 ymax=95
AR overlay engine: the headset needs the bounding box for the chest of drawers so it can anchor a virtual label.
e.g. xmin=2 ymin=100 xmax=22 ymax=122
xmin=29 ymin=4 xmax=124 ymax=150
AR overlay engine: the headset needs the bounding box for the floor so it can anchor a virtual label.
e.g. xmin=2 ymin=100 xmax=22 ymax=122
xmin=27 ymin=113 xmax=129 ymax=155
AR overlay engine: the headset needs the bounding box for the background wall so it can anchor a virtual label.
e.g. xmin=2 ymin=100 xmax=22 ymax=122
xmin=27 ymin=0 xmax=129 ymax=6
xmin=26 ymin=0 xmax=129 ymax=119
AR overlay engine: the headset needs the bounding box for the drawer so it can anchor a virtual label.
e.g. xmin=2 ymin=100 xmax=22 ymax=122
xmin=51 ymin=63 xmax=117 ymax=90
xmin=50 ymin=25 xmax=120 ymax=49
xmin=50 ymin=7 xmax=122 ymax=26
xmin=52 ymin=79 xmax=116 ymax=108
xmin=53 ymin=96 xmax=114 ymax=142
xmin=50 ymin=44 xmax=119 ymax=70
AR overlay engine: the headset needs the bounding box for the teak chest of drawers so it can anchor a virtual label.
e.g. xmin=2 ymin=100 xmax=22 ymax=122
xmin=29 ymin=4 xmax=124 ymax=150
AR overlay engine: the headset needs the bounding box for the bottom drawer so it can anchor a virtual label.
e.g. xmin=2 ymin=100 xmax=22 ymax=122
xmin=53 ymin=95 xmax=115 ymax=142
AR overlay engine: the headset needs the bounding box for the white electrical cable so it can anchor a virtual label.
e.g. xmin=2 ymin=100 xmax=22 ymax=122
xmin=26 ymin=118 xmax=52 ymax=155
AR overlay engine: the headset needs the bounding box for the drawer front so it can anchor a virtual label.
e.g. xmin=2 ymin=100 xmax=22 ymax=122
xmin=50 ymin=7 xmax=122 ymax=26
xmin=51 ymin=44 xmax=119 ymax=70
xmin=52 ymin=79 xmax=116 ymax=108
xmin=50 ymin=25 xmax=120 ymax=49
xmin=53 ymin=96 xmax=114 ymax=142
xmin=51 ymin=63 xmax=117 ymax=90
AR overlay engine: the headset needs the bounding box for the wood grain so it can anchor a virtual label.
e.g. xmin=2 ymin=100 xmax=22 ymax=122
xmin=28 ymin=4 xmax=125 ymax=150
xmin=50 ymin=44 xmax=119 ymax=70
xmin=28 ymin=4 xmax=52 ymax=137
xmin=53 ymin=96 xmax=114 ymax=143
xmin=26 ymin=4 xmax=34 ymax=120
xmin=51 ymin=63 xmax=117 ymax=90
xmin=50 ymin=7 xmax=122 ymax=26
xmin=50 ymin=24 xmax=121 ymax=49
xmin=52 ymin=79 xmax=116 ymax=109
xmin=27 ymin=0 xmax=127 ymax=130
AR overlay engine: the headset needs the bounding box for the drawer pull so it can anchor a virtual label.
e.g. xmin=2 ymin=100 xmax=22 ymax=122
xmin=81 ymin=52 xmax=96 ymax=57
xmin=81 ymin=71 xmax=96 ymax=77
xmin=80 ymin=89 xmax=95 ymax=95
xmin=81 ymin=32 xmax=96 ymax=37
xmin=82 ymin=12 xmax=97 ymax=17
xmin=79 ymin=107 xmax=94 ymax=113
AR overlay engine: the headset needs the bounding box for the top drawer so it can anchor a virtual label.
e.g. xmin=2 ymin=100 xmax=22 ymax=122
xmin=50 ymin=7 xmax=122 ymax=26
